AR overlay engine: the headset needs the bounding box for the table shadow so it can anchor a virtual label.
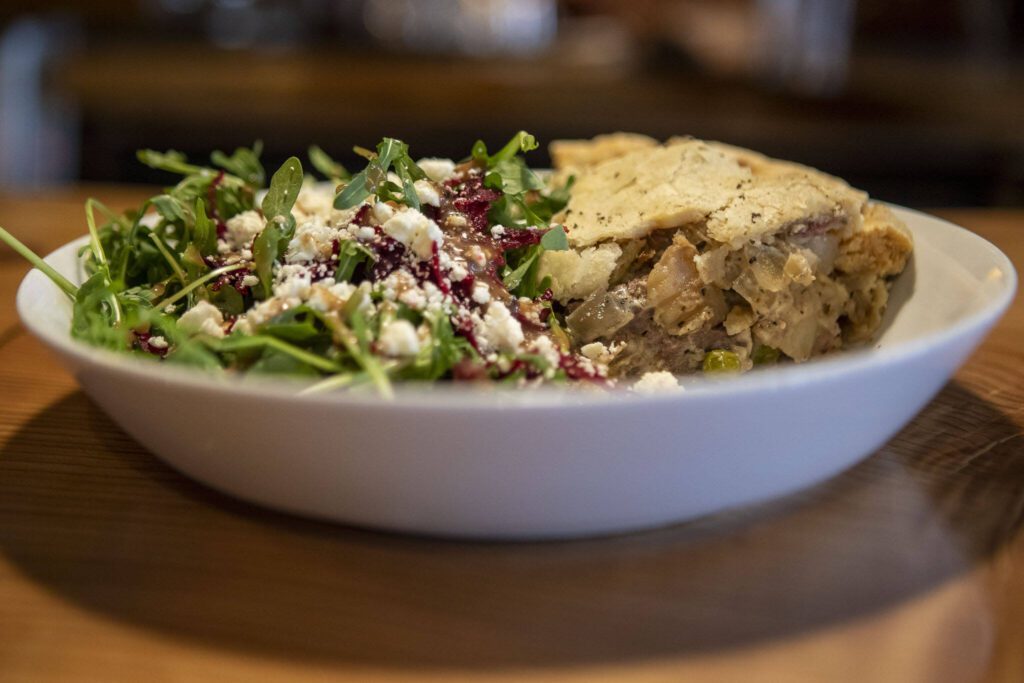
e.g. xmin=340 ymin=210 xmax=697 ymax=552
xmin=0 ymin=381 xmax=1020 ymax=669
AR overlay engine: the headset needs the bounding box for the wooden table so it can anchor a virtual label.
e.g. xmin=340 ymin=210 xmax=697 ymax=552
xmin=0 ymin=187 xmax=1021 ymax=682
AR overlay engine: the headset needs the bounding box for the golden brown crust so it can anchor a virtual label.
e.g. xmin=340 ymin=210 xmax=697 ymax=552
xmin=555 ymin=138 xmax=867 ymax=249
xmin=835 ymin=203 xmax=913 ymax=277
xmin=834 ymin=202 xmax=914 ymax=343
xmin=549 ymin=133 xmax=659 ymax=172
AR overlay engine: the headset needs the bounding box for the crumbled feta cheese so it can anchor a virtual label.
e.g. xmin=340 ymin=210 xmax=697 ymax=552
xmin=417 ymin=157 xmax=456 ymax=183
xmin=273 ymin=264 xmax=313 ymax=300
xmin=580 ymin=341 xmax=624 ymax=366
xmin=286 ymin=216 xmax=340 ymax=263
xmin=357 ymin=226 xmax=376 ymax=240
xmin=177 ymin=300 xmax=225 ymax=339
xmin=579 ymin=341 xmax=624 ymax=367
xmin=478 ymin=301 xmax=524 ymax=353
xmin=632 ymin=371 xmax=681 ymax=394
xmin=413 ymin=179 xmax=441 ymax=207
xmin=306 ymin=281 xmax=355 ymax=313
xmin=531 ymin=335 xmax=562 ymax=367
xmin=235 ymin=297 xmax=288 ymax=333
xmin=232 ymin=318 xmax=254 ymax=336
xmin=329 ymin=281 xmax=356 ymax=299
xmin=241 ymin=274 xmax=260 ymax=288
xmin=378 ymin=319 xmax=421 ymax=357
xmin=490 ymin=225 xmax=506 ymax=238
xmin=382 ymin=208 xmax=443 ymax=260
xmin=223 ymin=211 xmax=266 ymax=250
xmin=293 ymin=185 xmax=335 ymax=220
xmin=305 ymin=288 xmax=333 ymax=313
xmin=420 ymin=281 xmax=449 ymax=315
xmin=379 ymin=271 xmax=418 ymax=305
xmin=449 ymin=261 xmax=468 ymax=282
xmin=320 ymin=204 xmax=362 ymax=230
xmin=147 ymin=335 xmax=168 ymax=350
xmin=471 ymin=282 xmax=491 ymax=305
xmin=399 ymin=286 xmax=427 ymax=310
xmin=372 ymin=201 xmax=395 ymax=225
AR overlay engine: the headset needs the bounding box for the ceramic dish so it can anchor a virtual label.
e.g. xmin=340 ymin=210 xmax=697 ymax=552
xmin=16 ymin=206 xmax=1016 ymax=539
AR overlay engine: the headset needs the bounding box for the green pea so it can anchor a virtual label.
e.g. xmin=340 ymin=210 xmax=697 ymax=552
xmin=703 ymin=349 xmax=741 ymax=372
xmin=752 ymin=345 xmax=781 ymax=365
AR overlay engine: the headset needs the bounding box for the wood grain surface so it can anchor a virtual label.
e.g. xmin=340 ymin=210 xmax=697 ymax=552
xmin=0 ymin=188 xmax=1021 ymax=682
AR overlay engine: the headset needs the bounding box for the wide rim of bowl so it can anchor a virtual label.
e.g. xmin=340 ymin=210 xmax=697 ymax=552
xmin=15 ymin=205 xmax=1017 ymax=412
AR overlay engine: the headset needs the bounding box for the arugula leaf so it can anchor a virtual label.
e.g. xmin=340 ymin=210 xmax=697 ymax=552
xmin=164 ymin=340 xmax=224 ymax=369
xmin=486 ymin=158 xmax=544 ymax=196
xmin=0 ymin=226 xmax=78 ymax=297
xmin=192 ymin=198 xmax=218 ymax=256
xmin=210 ymin=287 xmax=245 ymax=318
xmin=71 ymin=272 xmax=124 ymax=349
xmin=403 ymin=311 xmax=475 ymax=381
xmin=334 ymin=138 xmax=426 ymax=211
xmin=376 ymin=138 xmax=404 ymax=170
xmin=471 ymin=139 xmax=489 ymax=164
xmin=253 ymin=156 xmax=303 ymax=296
xmin=489 ymin=131 xmax=538 ymax=165
xmin=531 ymin=175 xmax=574 ymax=222
xmin=335 ymin=168 xmax=373 ymax=209
xmin=137 ymin=149 xmax=206 ymax=176
xmin=252 ymin=220 xmax=292 ymax=299
xmin=540 ymin=224 xmax=568 ymax=251
xmin=502 ymin=245 xmax=542 ymax=292
xmin=211 ymin=141 xmax=265 ymax=187
xmin=213 ymin=333 xmax=343 ymax=374
xmin=471 ymin=131 xmax=539 ymax=167
xmin=150 ymin=195 xmax=190 ymax=224
xmin=249 ymin=348 xmax=323 ymax=376
xmin=315 ymin=307 xmax=394 ymax=397
xmin=147 ymin=232 xmax=187 ymax=287
xmin=308 ymin=145 xmax=350 ymax=181
xmin=81 ymin=199 xmax=125 ymax=324
xmin=156 ymin=262 xmax=246 ymax=310
xmin=470 ymin=132 xmax=555 ymax=231
xmin=261 ymin=156 xmax=303 ymax=220
xmin=260 ymin=307 xmax=326 ymax=344
xmin=335 ymin=240 xmax=374 ymax=282
xmin=503 ymin=228 xmax=563 ymax=297
xmin=394 ymin=160 xmax=422 ymax=211
xmin=139 ymin=148 xmax=254 ymax=214
xmin=140 ymin=148 xmax=256 ymax=227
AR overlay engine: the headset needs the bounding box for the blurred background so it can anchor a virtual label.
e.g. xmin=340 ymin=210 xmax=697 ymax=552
xmin=0 ymin=0 xmax=1022 ymax=206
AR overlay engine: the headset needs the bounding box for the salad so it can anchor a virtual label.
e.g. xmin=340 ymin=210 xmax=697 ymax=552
xmin=1 ymin=133 xmax=613 ymax=396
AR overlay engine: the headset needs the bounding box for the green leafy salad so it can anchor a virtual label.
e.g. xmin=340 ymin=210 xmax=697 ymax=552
xmin=0 ymin=132 xmax=612 ymax=395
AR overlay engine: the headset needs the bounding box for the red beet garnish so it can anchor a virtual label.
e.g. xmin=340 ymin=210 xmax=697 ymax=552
xmin=134 ymin=331 xmax=169 ymax=358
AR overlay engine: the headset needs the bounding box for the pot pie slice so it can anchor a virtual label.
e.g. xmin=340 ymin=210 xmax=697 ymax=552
xmin=539 ymin=136 xmax=912 ymax=376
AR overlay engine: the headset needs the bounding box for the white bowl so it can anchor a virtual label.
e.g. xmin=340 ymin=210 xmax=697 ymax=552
xmin=16 ymin=206 xmax=1016 ymax=539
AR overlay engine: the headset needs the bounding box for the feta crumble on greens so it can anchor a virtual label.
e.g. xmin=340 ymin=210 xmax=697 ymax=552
xmin=1 ymin=133 xmax=618 ymax=395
